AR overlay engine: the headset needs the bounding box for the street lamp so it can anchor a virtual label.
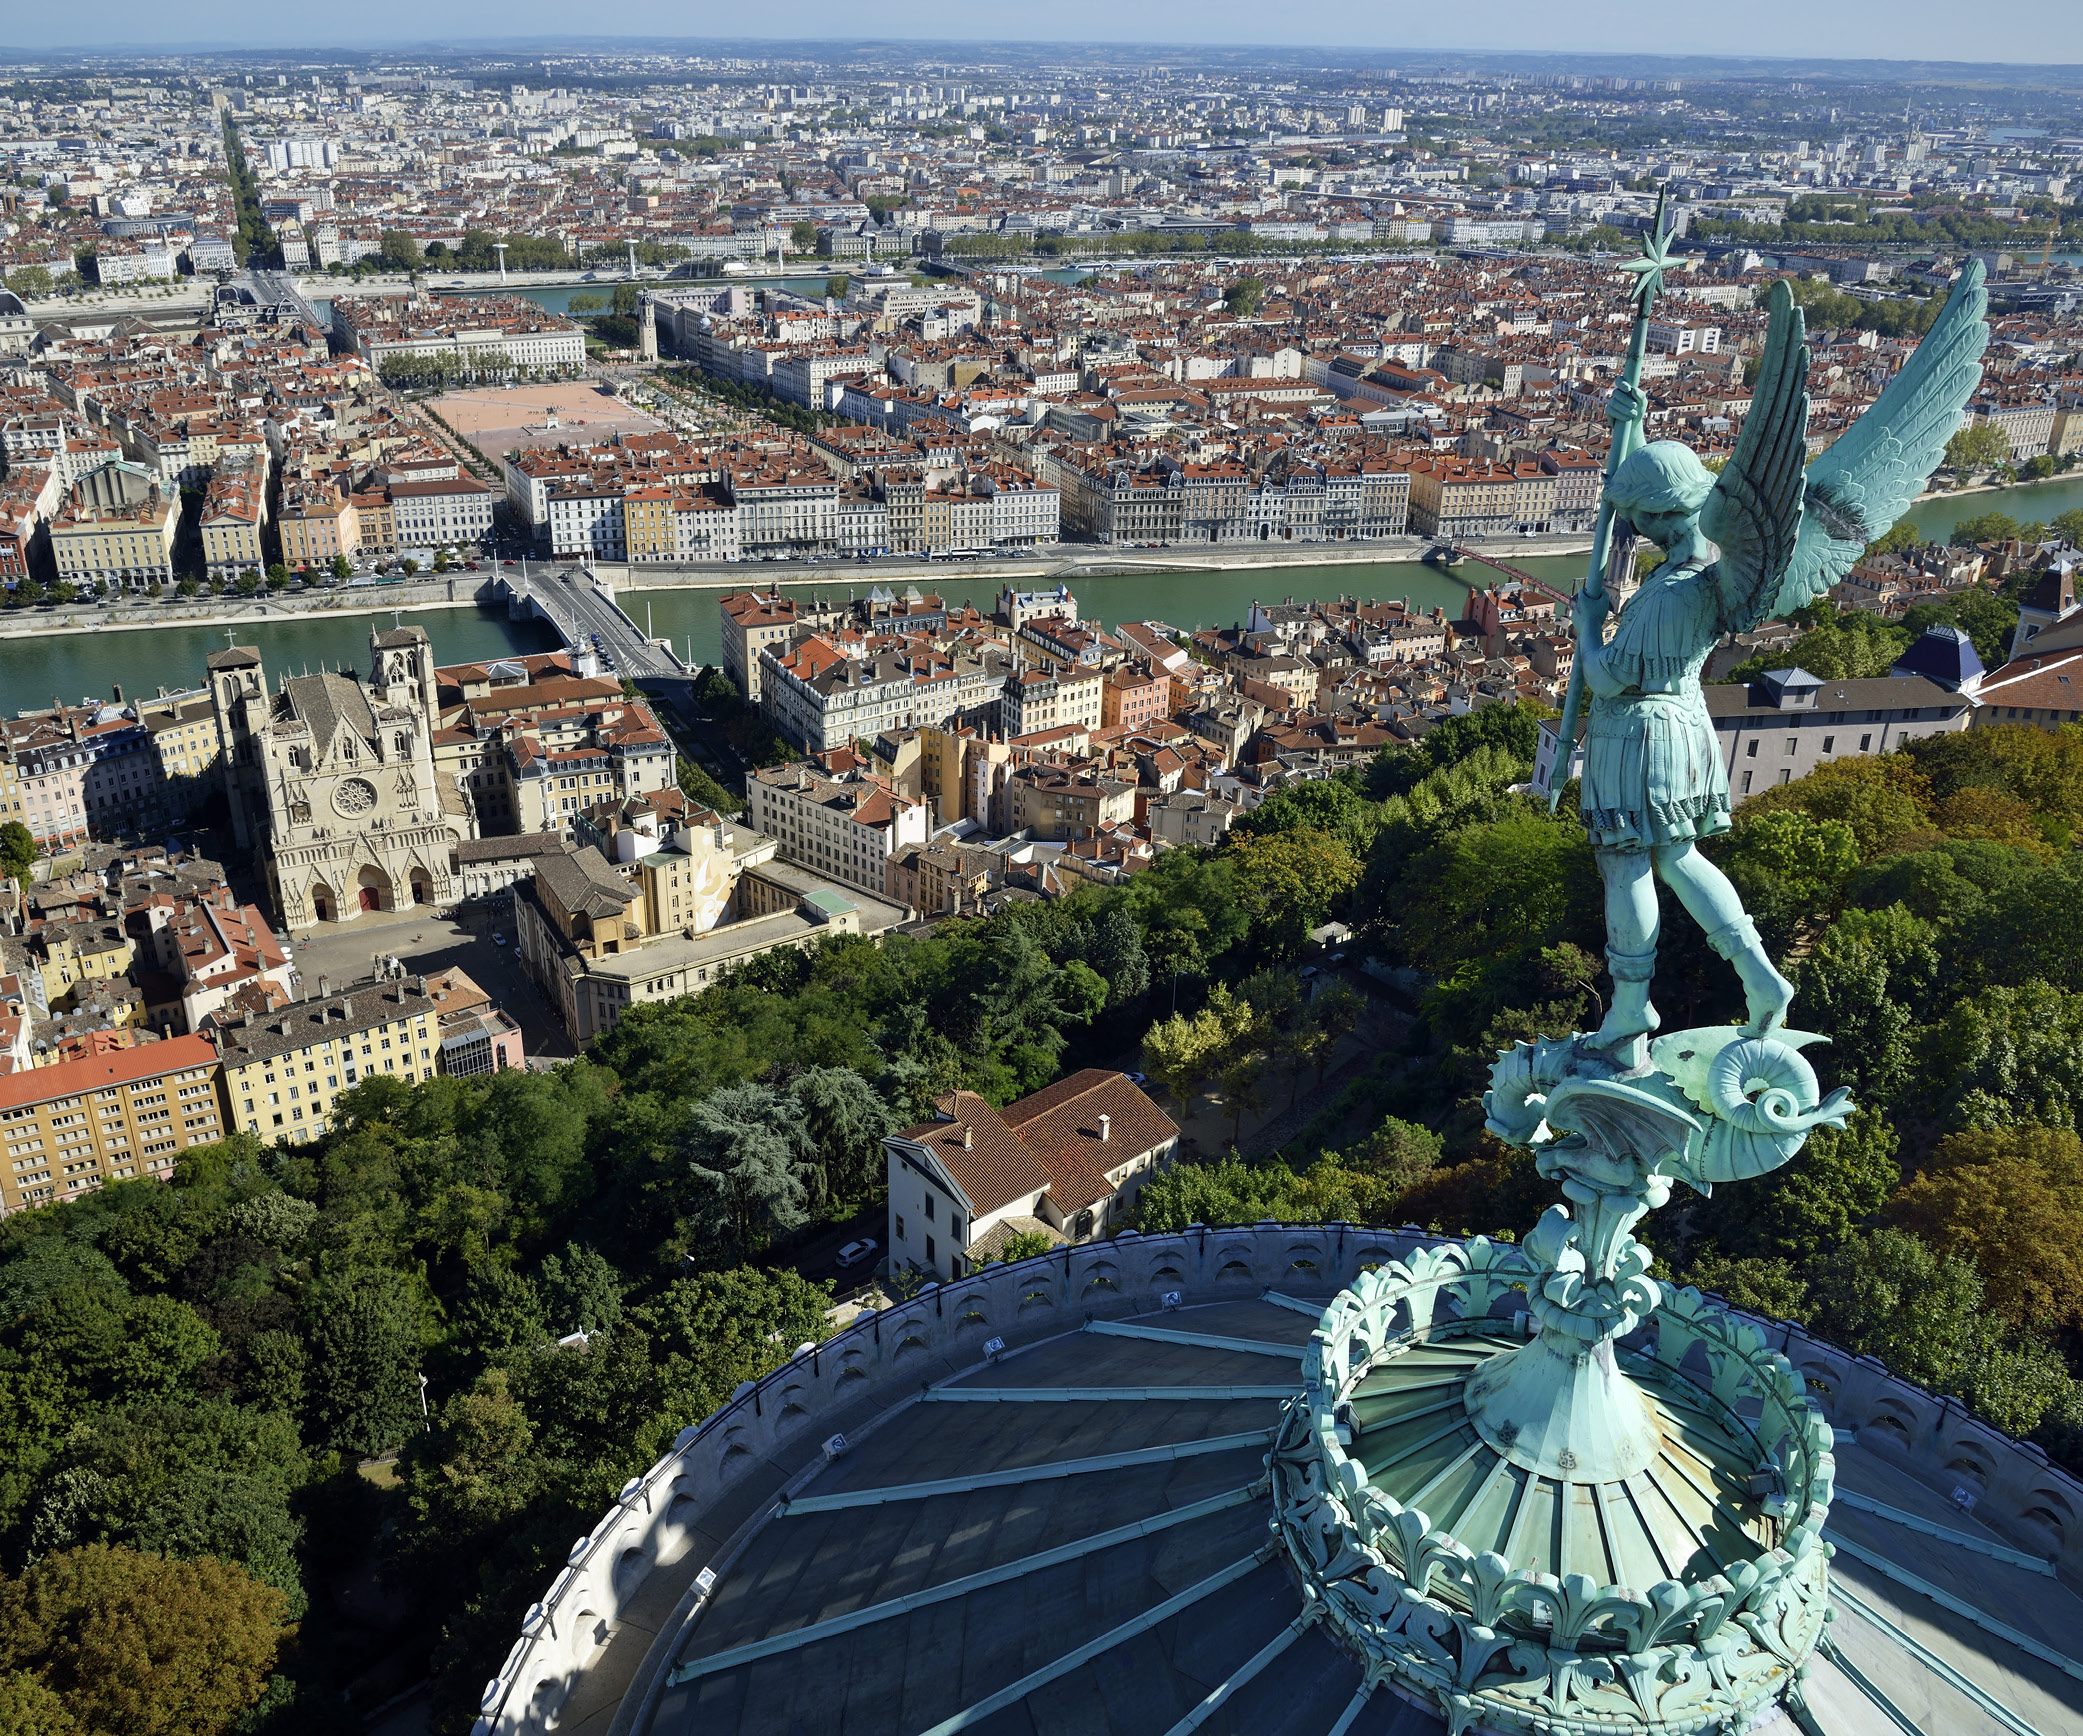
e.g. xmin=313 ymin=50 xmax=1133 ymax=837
xmin=418 ymin=1372 xmax=430 ymax=1427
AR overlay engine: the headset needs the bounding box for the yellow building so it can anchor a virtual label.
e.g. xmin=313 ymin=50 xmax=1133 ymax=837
xmin=0 ymin=1036 xmax=228 ymax=1212
xmin=353 ymin=490 xmax=396 ymax=556
xmin=140 ymin=691 xmax=224 ymax=824
xmin=199 ymin=465 xmax=267 ymax=577
xmin=277 ymin=481 xmax=359 ymax=569
xmin=39 ymin=918 xmax=136 ymax=1005
xmin=216 ymin=975 xmax=441 ymax=1144
xmin=49 ymin=463 xmax=178 ymax=591
xmin=623 ymin=486 xmax=677 ymax=562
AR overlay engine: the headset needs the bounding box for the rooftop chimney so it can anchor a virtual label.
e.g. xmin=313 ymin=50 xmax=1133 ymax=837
xmin=963 ymin=1124 xmax=974 ymax=1150
xmin=1099 ymin=1114 xmax=1111 ymax=1143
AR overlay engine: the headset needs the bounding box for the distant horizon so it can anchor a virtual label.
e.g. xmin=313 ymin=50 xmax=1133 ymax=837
xmin=4 ymin=10 xmax=2082 ymax=69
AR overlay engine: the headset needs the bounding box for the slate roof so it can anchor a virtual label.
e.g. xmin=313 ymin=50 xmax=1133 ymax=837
xmin=534 ymin=844 xmax=636 ymax=921
xmin=278 ymin=670 xmax=377 ymax=749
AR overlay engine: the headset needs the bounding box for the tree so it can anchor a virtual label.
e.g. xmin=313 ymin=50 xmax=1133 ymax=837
xmin=1344 ymin=1115 xmax=1444 ymax=1199
xmin=0 ymin=1543 xmax=285 ymax=1736
xmin=397 ymin=1369 xmax=540 ymax=1564
xmin=1217 ymin=1048 xmax=1269 ymax=1147
xmin=0 ymin=1670 xmax=76 ymax=1735
xmin=1886 ymin=1127 xmax=2083 ymax=1332
xmin=1684 ymin=1253 xmax=1814 ymax=1324
xmin=1944 ymin=422 xmax=2011 ymax=474
xmin=329 ymin=554 xmax=352 ymax=581
xmin=234 ymin=570 xmax=261 ymax=597
xmin=1698 ymin=1108 xmax=1900 ymax=1264
xmin=378 ymin=230 xmax=421 ymax=271
xmin=567 ymin=292 xmax=604 ymax=313
xmin=676 ymin=1083 xmax=813 ymax=1259
xmin=789 ymin=1068 xmax=897 ymax=1208
xmin=300 ymin=1268 xmax=423 ymax=1458
xmin=1809 ymin=1227 xmax=1987 ymax=1391
xmin=0 ymin=821 xmax=34 ymax=889
xmin=2055 ymin=508 xmax=2083 ymax=549
xmin=1863 ymin=519 xmax=1919 ymax=559
xmin=1224 ymin=276 xmax=1266 ymax=316
xmin=1950 ymin=509 xmax=2021 ymax=547
xmin=611 ymin=281 xmax=640 ymax=319
xmin=1228 ymin=827 xmax=1361 ymax=958
xmin=988 ymin=1229 xmax=1055 ymax=1264
xmin=1734 ymin=754 xmax=1933 ymax=860
xmin=5 ymin=264 xmax=52 ymax=300
xmin=789 ymin=221 xmax=817 ymax=253
xmin=1142 ymin=985 xmax=1255 ymax=1116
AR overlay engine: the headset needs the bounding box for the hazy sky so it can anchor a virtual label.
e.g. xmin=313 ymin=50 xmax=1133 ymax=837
xmin=14 ymin=1 xmax=2083 ymax=64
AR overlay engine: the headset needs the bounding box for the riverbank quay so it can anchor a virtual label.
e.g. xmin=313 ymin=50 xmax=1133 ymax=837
xmin=604 ymin=531 xmax=1597 ymax=596
xmin=0 ymin=575 xmax=499 ymax=642
xmin=0 ymin=535 xmax=1596 ymax=641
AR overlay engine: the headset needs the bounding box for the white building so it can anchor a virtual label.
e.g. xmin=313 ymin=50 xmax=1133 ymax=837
xmin=883 ymin=1071 xmax=1179 ymax=1278
xmin=390 ymin=475 xmax=495 ymax=550
xmin=745 ymin=759 xmax=930 ymax=898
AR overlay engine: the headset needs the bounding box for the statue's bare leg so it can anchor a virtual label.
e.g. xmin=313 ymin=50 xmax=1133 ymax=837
xmin=1589 ymin=845 xmax=1659 ymax=1063
xmin=1651 ymin=842 xmax=1794 ymax=1033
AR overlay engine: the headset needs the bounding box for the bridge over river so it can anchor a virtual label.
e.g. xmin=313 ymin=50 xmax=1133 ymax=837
xmin=496 ymin=568 xmax=690 ymax=684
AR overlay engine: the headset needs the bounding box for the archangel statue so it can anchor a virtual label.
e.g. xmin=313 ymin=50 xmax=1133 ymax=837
xmin=1563 ymin=258 xmax=1992 ymax=1067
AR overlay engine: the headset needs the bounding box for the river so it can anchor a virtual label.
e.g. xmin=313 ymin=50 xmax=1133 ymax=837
xmin=10 ymin=472 xmax=2082 ymax=710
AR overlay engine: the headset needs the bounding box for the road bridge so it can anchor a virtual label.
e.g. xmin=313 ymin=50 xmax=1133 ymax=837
xmin=247 ymin=269 xmax=330 ymax=338
xmin=498 ymin=569 xmax=688 ymax=683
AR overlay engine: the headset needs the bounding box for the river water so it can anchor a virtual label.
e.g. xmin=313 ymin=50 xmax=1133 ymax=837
xmin=10 ymin=477 xmax=2082 ymax=711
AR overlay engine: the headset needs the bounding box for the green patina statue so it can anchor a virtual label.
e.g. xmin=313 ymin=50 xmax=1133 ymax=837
xmin=1271 ymin=217 xmax=1993 ymax=1736
xmin=1561 ymin=227 xmax=1992 ymax=1067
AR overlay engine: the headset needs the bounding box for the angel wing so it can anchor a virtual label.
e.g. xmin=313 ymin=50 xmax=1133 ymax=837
xmin=1769 ymin=259 xmax=1989 ymax=620
xmin=1701 ymin=279 xmax=1812 ymax=636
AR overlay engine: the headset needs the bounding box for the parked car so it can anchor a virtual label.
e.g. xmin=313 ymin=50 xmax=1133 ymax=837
xmin=492 ymin=932 xmax=506 ymax=946
xmin=834 ymin=1238 xmax=879 ymax=1271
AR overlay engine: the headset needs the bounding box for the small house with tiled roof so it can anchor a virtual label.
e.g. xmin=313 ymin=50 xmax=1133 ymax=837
xmin=883 ymin=1070 xmax=1179 ymax=1280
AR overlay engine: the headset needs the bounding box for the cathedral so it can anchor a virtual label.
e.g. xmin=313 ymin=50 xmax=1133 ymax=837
xmin=207 ymin=626 xmax=471 ymax=932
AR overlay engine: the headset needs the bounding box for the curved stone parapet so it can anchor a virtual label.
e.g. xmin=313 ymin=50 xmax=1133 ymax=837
xmin=470 ymin=1223 xmax=2083 ymax=1736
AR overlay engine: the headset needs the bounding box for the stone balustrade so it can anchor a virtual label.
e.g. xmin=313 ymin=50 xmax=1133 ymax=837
xmin=473 ymin=1221 xmax=2083 ymax=1736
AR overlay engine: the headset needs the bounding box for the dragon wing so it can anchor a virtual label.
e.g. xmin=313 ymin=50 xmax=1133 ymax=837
xmin=1769 ymin=259 xmax=1990 ymax=620
xmin=1700 ymin=279 xmax=1812 ymax=637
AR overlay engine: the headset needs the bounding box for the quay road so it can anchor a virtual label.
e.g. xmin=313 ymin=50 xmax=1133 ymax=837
xmin=506 ymin=566 xmax=689 ymax=683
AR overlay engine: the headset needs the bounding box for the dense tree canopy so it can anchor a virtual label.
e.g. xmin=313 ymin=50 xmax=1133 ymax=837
xmin=12 ymin=675 xmax=2083 ymax=1730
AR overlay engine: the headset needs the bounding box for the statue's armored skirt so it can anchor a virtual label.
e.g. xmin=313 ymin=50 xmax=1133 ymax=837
xmin=1579 ymin=563 xmax=1733 ymax=850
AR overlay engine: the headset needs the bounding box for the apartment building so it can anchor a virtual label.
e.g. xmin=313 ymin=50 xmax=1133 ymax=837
xmin=760 ymin=636 xmax=1009 ymax=754
xmin=720 ymin=590 xmax=803 ymax=700
xmin=745 ymin=759 xmax=930 ymax=896
xmin=0 ymin=1036 xmax=228 ymax=1213
xmin=277 ymin=480 xmax=358 ymax=568
xmin=1007 ymin=765 xmax=1137 ymax=840
xmin=199 ymin=464 xmax=266 ymax=577
xmin=332 ymin=292 xmax=585 ymax=376
xmin=215 ymin=974 xmax=442 ymax=1144
xmin=1003 ymin=663 xmax=1105 ymax=739
xmin=1404 ymin=455 xmax=1560 ymax=539
xmin=48 ymin=462 xmax=178 ymax=590
xmin=390 ymin=474 xmax=494 ymax=550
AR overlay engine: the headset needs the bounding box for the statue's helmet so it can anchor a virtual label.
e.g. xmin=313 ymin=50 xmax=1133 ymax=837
xmin=1608 ymin=440 xmax=1715 ymax=519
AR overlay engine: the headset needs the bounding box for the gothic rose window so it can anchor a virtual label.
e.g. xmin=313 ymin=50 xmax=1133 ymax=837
xmin=334 ymin=777 xmax=377 ymax=817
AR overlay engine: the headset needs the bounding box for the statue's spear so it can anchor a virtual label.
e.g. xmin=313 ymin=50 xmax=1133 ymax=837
xmin=1545 ymin=188 xmax=1675 ymax=811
